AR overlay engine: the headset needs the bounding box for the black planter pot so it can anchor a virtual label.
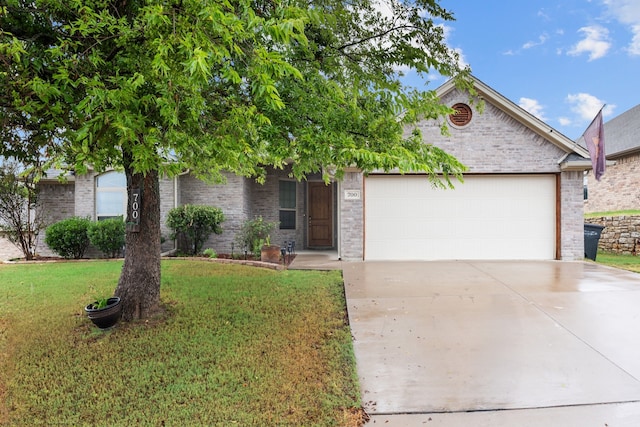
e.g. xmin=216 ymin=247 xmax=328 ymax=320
xmin=85 ymin=297 xmax=122 ymax=329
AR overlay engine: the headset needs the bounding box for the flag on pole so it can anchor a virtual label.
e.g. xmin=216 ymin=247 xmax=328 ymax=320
xmin=583 ymin=107 xmax=606 ymax=181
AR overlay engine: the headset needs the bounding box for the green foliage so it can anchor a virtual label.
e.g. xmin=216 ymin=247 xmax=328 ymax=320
xmin=0 ymin=261 xmax=361 ymax=425
xmin=88 ymin=218 xmax=126 ymax=258
xmin=44 ymin=217 xmax=91 ymax=259
xmin=0 ymin=0 xmax=469 ymax=184
xmin=202 ymin=248 xmax=217 ymax=258
xmin=90 ymin=297 xmax=110 ymax=310
xmin=166 ymin=205 xmax=225 ymax=255
xmin=235 ymin=216 xmax=278 ymax=258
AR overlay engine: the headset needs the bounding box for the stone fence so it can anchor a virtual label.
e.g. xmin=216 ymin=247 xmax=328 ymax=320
xmin=584 ymin=215 xmax=640 ymax=255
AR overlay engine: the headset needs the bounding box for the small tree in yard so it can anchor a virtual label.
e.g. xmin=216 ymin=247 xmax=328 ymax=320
xmin=167 ymin=205 xmax=225 ymax=255
xmin=0 ymin=161 xmax=46 ymax=260
xmin=45 ymin=217 xmax=91 ymax=259
xmin=88 ymin=218 xmax=126 ymax=258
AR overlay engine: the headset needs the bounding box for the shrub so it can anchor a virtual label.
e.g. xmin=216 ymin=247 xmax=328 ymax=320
xmin=202 ymin=248 xmax=217 ymax=258
xmin=167 ymin=205 xmax=225 ymax=255
xmin=88 ymin=218 xmax=125 ymax=258
xmin=44 ymin=217 xmax=91 ymax=259
xmin=235 ymin=216 xmax=278 ymax=258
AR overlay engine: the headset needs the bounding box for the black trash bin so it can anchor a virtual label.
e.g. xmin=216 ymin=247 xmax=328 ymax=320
xmin=584 ymin=223 xmax=605 ymax=261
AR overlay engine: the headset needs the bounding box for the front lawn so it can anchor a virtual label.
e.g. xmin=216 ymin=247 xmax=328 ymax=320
xmin=594 ymin=251 xmax=640 ymax=273
xmin=0 ymin=260 xmax=363 ymax=426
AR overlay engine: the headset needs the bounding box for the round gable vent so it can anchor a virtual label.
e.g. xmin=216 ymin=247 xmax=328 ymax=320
xmin=449 ymin=103 xmax=472 ymax=127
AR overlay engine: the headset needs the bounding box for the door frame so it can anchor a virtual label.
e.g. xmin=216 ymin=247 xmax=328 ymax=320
xmin=306 ymin=181 xmax=335 ymax=248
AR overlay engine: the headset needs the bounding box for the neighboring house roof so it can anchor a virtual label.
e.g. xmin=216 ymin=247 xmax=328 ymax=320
xmin=602 ymin=104 xmax=640 ymax=159
xmin=436 ymin=76 xmax=591 ymax=161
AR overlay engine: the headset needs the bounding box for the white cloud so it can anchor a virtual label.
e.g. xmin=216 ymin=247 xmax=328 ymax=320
xmin=565 ymin=93 xmax=616 ymax=127
xmin=523 ymin=33 xmax=549 ymax=50
xmin=537 ymin=9 xmax=551 ymax=21
xmin=566 ymin=93 xmax=606 ymax=120
xmin=519 ymin=97 xmax=547 ymax=121
xmin=602 ymin=0 xmax=640 ymax=55
xmin=629 ymin=24 xmax=640 ymax=55
xmin=558 ymin=117 xmax=572 ymax=126
xmin=567 ymin=25 xmax=611 ymax=60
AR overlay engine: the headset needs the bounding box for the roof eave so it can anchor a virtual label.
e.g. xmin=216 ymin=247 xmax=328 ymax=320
xmin=559 ymin=160 xmax=592 ymax=172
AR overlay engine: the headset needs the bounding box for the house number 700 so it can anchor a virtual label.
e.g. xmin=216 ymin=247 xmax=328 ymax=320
xmin=131 ymin=189 xmax=141 ymax=225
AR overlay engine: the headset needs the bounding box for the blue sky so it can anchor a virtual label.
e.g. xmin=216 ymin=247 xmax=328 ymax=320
xmin=404 ymin=0 xmax=640 ymax=140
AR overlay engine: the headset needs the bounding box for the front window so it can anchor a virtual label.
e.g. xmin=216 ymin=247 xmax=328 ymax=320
xmin=279 ymin=180 xmax=296 ymax=229
xmin=96 ymin=171 xmax=127 ymax=220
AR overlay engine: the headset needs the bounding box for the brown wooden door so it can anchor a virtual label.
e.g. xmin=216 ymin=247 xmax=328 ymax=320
xmin=308 ymin=182 xmax=333 ymax=247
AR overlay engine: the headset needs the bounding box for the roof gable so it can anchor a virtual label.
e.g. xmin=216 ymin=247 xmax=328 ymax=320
xmin=436 ymin=76 xmax=590 ymax=159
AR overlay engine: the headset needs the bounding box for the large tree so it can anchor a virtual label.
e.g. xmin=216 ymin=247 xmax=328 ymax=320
xmin=1 ymin=0 xmax=471 ymax=320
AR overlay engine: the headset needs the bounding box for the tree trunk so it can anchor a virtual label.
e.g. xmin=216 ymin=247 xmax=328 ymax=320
xmin=114 ymin=167 xmax=162 ymax=321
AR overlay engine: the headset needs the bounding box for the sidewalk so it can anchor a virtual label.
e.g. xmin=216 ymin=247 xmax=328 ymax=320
xmin=287 ymin=250 xmax=343 ymax=270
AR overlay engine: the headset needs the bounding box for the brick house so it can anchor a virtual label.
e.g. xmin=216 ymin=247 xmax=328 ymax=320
xmin=583 ymin=104 xmax=640 ymax=214
xmin=35 ymin=76 xmax=592 ymax=261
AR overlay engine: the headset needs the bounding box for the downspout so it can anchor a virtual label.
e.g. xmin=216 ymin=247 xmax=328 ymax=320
xmin=161 ymin=171 xmax=185 ymax=257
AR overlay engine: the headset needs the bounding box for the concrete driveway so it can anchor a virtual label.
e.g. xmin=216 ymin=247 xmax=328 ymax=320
xmin=342 ymin=261 xmax=640 ymax=426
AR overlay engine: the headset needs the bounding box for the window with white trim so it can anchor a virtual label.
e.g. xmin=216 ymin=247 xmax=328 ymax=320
xmin=96 ymin=171 xmax=127 ymax=220
xmin=279 ymin=180 xmax=296 ymax=229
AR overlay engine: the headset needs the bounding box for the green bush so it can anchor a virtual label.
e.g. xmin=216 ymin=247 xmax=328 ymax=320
xmin=44 ymin=217 xmax=91 ymax=259
xmin=234 ymin=216 xmax=278 ymax=258
xmin=202 ymin=248 xmax=217 ymax=258
xmin=88 ymin=218 xmax=125 ymax=258
xmin=167 ymin=205 xmax=225 ymax=255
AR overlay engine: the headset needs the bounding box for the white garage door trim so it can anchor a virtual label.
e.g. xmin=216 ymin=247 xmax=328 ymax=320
xmin=364 ymin=174 xmax=557 ymax=260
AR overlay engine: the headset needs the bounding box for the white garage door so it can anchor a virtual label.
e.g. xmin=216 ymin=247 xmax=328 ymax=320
xmin=364 ymin=175 xmax=556 ymax=260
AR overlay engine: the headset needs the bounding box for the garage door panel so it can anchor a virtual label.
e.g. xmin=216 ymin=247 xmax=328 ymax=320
xmin=364 ymin=175 xmax=556 ymax=260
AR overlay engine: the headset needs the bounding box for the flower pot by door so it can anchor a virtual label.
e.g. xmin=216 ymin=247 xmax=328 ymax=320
xmin=85 ymin=297 xmax=122 ymax=329
xmin=260 ymin=245 xmax=281 ymax=263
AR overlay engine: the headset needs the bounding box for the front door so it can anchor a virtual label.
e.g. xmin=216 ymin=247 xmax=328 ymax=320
xmin=308 ymin=182 xmax=333 ymax=247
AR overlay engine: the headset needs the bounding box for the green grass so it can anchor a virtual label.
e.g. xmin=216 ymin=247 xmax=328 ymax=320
xmin=594 ymin=251 xmax=640 ymax=273
xmin=0 ymin=260 xmax=363 ymax=426
xmin=584 ymin=209 xmax=640 ymax=218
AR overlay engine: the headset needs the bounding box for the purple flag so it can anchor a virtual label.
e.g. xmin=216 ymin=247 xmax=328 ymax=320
xmin=583 ymin=108 xmax=606 ymax=181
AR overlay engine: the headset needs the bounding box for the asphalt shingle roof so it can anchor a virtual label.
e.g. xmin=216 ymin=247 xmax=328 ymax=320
xmin=603 ymin=104 xmax=640 ymax=158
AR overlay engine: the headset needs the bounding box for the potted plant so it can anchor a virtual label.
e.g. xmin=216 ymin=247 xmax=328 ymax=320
xmin=235 ymin=216 xmax=279 ymax=260
xmin=85 ymin=296 xmax=122 ymax=329
xmin=260 ymin=235 xmax=281 ymax=263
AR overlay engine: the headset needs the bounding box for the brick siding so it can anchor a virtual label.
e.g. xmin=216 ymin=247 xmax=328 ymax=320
xmin=36 ymin=182 xmax=76 ymax=257
xmin=584 ymin=153 xmax=640 ymax=213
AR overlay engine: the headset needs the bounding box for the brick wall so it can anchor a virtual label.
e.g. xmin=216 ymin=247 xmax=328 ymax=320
xmin=584 ymin=153 xmax=640 ymax=213
xmin=249 ymin=167 xmax=308 ymax=251
xmin=39 ymin=171 xmax=176 ymax=257
xmin=339 ymin=171 xmax=364 ymax=260
xmin=178 ymin=172 xmax=249 ymax=254
xmin=416 ymin=91 xmax=567 ymax=173
xmin=36 ymin=182 xmax=76 ymax=257
xmin=585 ymin=216 xmax=640 ymax=255
xmin=560 ymin=171 xmax=586 ymax=260
xmin=177 ymin=167 xmax=309 ymax=255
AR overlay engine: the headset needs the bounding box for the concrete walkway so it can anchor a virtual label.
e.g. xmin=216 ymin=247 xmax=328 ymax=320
xmin=341 ymin=260 xmax=640 ymax=426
